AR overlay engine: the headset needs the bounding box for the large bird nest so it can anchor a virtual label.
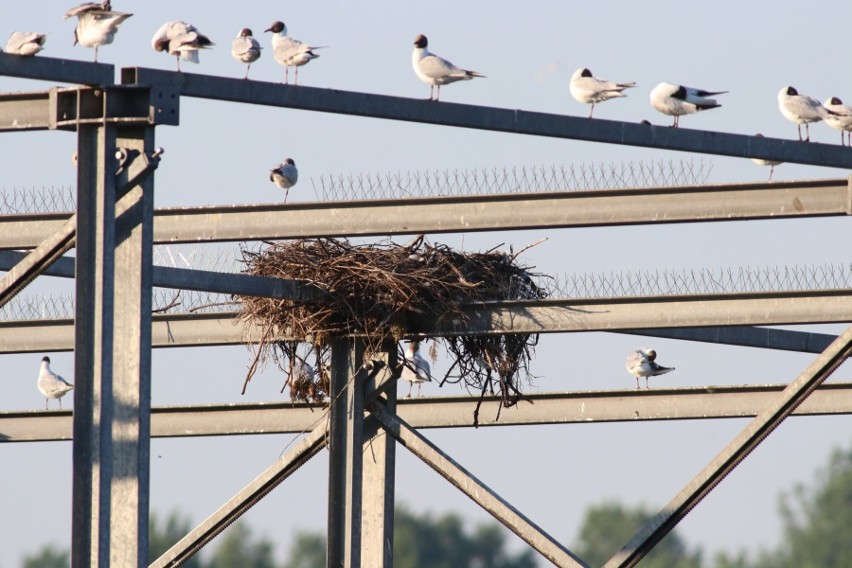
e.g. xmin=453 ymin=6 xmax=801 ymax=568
xmin=238 ymin=236 xmax=548 ymax=422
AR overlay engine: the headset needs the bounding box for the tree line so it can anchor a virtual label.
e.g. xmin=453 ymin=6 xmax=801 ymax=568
xmin=23 ymin=442 xmax=852 ymax=567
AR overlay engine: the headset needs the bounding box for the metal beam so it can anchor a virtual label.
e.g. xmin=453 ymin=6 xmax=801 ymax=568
xmin=369 ymin=400 xmax=590 ymax=567
xmin=604 ymin=325 xmax=852 ymax=568
xmin=4 ymin=383 xmax=852 ymax=443
xmin=0 ymin=52 xmax=114 ymax=87
xmin=1 ymin=288 xmax=848 ymax=353
xmin=3 ymin=178 xmax=850 ymax=248
xmin=0 ymin=250 xmax=322 ymax=301
xmin=150 ymin=423 xmax=329 ymax=568
xmin=614 ymin=326 xmax=837 ymax=353
xmin=327 ymin=338 xmax=366 ymax=568
xmin=122 ymin=66 xmax=852 ymax=169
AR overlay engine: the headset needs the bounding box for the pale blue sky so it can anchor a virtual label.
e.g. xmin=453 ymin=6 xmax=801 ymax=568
xmin=1 ymin=1 xmax=851 ymax=566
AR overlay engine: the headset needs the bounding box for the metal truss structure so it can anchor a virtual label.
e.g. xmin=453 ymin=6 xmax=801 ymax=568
xmin=0 ymin=51 xmax=850 ymax=567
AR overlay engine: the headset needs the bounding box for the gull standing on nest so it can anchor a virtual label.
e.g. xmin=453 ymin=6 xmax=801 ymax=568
xmin=626 ymin=348 xmax=674 ymax=389
xmin=401 ymin=340 xmax=432 ymax=397
xmin=64 ymin=1 xmax=132 ymax=63
xmin=412 ymin=34 xmax=484 ymax=101
xmin=270 ymin=158 xmax=298 ymax=201
xmin=38 ymin=356 xmax=74 ymax=410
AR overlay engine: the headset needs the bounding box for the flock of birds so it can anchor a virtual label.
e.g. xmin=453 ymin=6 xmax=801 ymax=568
xmin=2 ymin=1 xmax=850 ymax=148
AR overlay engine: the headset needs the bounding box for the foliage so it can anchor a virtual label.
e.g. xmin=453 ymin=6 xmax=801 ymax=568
xmin=21 ymin=545 xmax=69 ymax=568
xmin=573 ymin=501 xmax=703 ymax=568
xmin=148 ymin=510 xmax=203 ymax=568
xmin=206 ymin=522 xmax=277 ymax=568
xmin=281 ymin=530 xmax=326 ymax=568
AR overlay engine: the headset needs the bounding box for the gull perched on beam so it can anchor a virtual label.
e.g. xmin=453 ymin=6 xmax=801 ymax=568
xmin=231 ymin=27 xmax=262 ymax=79
xmin=401 ymin=340 xmax=432 ymax=398
xmin=64 ymin=1 xmax=132 ymax=63
xmin=822 ymin=97 xmax=852 ymax=146
xmin=569 ymin=67 xmax=636 ymax=118
xmin=650 ymin=82 xmax=726 ymax=127
xmin=777 ymin=86 xmax=829 ymax=142
xmin=152 ymin=21 xmax=214 ymax=71
xmin=625 ymin=348 xmax=674 ymax=389
xmin=412 ymin=34 xmax=485 ymax=101
xmin=264 ymin=21 xmax=324 ymax=85
xmin=37 ymin=356 xmax=74 ymax=410
xmin=269 ymin=158 xmax=298 ymax=201
xmin=750 ymin=133 xmax=782 ymax=181
xmin=5 ymin=32 xmax=47 ymax=56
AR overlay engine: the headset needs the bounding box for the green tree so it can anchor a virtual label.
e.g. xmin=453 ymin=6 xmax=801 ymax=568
xmin=772 ymin=444 xmax=852 ymax=568
xmin=281 ymin=505 xmax=538 ymax=568
xmin=282 ymin=530 xmax=326 ymax=568
xmin=572 ymin=501 xmax=703 ymax=568
xmin=207 ymin=521 xmax=278 ymax=568
xmin=21 ymin=544 xmax=69 ymax=568
xmin=149 ymin=510 xmax=204 ymax=568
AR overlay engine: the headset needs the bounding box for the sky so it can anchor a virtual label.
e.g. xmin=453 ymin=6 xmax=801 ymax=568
xmin=1 ymin=1 xmax=852 ymax=566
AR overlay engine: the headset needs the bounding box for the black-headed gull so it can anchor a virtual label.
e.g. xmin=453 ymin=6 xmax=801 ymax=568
xmin=777 ymin=86 xmax=830 ymax=142
xmin=625 ymin=348 xmax=674 ymax=389
xmin=152 ymin=21 xmax=214 ymax=72
xmin=264 ymin=21 xmax=324 ymax=86
xmin=412 ymin=34 xmax=485 ymax=101
xmin=63 ymin=1 xmax=132 ymax=63
xmin=5 ymin=32 xmax=47 ymax=56
xmin=822 ymin=97 xmax=852 ymax=146
xmin=750 ymin=133 xmax=782 ymax=182
xmin=569 ymin=67 xmax=636 ymax=118
xmin=38 ymin=356 xmax=74 ymax=410
xmin=269 ymin=158 xmax=298 ymax=201
xmin=401 ymin=340 xmax=432 ymax=397
xmin=649 ymin=82 xmax=726 ymax=127
xmin=231 ymin=28 xmax=261 ymax=80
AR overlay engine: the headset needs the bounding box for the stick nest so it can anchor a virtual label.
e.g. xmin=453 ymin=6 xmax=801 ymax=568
xmin=238 ymin=236 xmax=548 ymax=420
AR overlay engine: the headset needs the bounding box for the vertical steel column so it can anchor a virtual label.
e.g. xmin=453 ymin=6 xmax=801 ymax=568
xmin=360 ymin=346 xmax=398 ymax=568
xmin=328 ymin=337 xmax=366 ymax=568
xmin=71 ymin=120 xmax=155 ymax=567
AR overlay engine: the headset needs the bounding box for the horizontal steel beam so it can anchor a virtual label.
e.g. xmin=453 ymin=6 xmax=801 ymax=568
xmin=1 ymin=288 xmax=848 ymax=353
xmin=614 ymin=326 xmax=836 ymax=354
xmin=3 ymin=383 xmax=851 ymax=443
xmin=0 ymin=250 xmax=321 ymax=301
xmin=3 ymin=178 xmax=850 ymax=248
xmin=121 ymin=66 xmax=852 ymax=169
xmin=0 ymin=52 xmax=114 ymax=87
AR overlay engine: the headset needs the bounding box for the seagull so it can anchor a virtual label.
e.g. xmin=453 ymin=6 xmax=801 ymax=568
xmin=649 ymin=82 xmax=726 ymax=127
xmin=264 ymin=21 xmax=324 ymax=85
xmin=750 ymin=134 xmax=782 ymax=182
xmin=269 ymin=158 xmax=298 ymax=201
xmin=777 ymin=86 xmax=830 ymax=142
xmin=37 ymin=356 xmax=74 ymax=410
xmin=231 ymin=28 xmax=261 ymax=79
xmin=5 ymin=32 xmax=47 ymax=56
xmin=412 ymin=34 xmax=485 ymax=101
xmin=569 ymin=67 xmax=636 ymax=118
xmin=63 ymin=1 xmax=132 ymax=63
xmin=401 ymin=340 xmax=432 ymax=397
xmin=822 ymin=97 xmax=852 ymax=146
xmin=625 ymin=348 xmax=674 ymax=389
xmin=152 ymin=21 xmax=214 ymax=71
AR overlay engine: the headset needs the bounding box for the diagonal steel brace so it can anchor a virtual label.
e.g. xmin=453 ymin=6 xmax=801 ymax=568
xmin=604 ymin=325 xmax=852 ymax=568
xmin=0 ymin=148 xmax=163 ymax=309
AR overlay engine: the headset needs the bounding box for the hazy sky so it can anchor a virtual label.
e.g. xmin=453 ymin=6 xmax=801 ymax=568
xmin=1 ymin=1 xmax=851 ymax=566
